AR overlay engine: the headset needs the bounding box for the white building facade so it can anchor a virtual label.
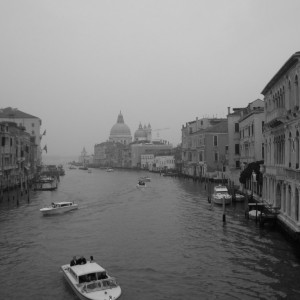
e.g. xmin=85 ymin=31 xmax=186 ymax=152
xmin=261 ymin=51 xmax=300 ymax=235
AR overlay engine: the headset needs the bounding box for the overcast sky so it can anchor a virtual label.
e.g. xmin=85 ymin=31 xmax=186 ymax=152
xmin=1 ymin=0 xmax=300 ymax=156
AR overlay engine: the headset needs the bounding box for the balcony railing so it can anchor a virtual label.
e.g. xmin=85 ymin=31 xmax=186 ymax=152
xmin=266 ymin=108 xmax=286 ymax=124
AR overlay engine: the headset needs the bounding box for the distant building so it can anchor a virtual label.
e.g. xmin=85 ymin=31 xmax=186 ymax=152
xmin=131 ymin=142 xmax=173 ymax=168
xmin=134 ymin=123 xmax=152 ymax=142
xmin=78 ymin=147 xmax=90 ymax=166
xmin=227 ymin=100 xmax=265 ymax=190
xmin=181 ymin=117 xmax=227 ymax=178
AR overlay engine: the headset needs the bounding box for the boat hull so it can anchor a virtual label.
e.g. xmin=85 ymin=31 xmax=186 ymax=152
xmin=212 ymin=196 xmax=232 ymax=205
xmin=40 ymin=205 xmax=78 ymax=215
xmin=61 ymin=265 xmax=121 ymax=300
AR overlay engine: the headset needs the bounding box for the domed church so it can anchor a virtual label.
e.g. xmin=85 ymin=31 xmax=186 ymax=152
xmin=134 ymin=122 xmax=152 ymax=142
xmin=109 ymin=112 xmax=132 ymax=145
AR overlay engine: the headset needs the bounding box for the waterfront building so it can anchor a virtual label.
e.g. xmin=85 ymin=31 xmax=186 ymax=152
xmin=0 ymin=107 xmax=43 ymax=167
xmin=130 ymin=141 xmax=173 ymax=168
xmin=94 ymin=141 xmax=130 ymax=168
xmin=152 ymin=155 xmax=175 ymax=172
xmin=181 ymin=117 xmax=226 ymax=178
xmin=141 ymin=154 xmax=154 ymax=169
xmin=0 ymin=122 xmax=33 ymax=191
xmin=227 ymin=100 xmax=265 ymax=191
xmin=109 ymin=112 xmax=132 ymax=145
xmin=261 ymin=51 xmax=300 ymax=236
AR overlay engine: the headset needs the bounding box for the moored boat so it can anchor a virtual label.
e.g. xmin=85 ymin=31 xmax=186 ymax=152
xmin=212 ymin=185 xmax=232 ymax=205
xmin=234 ymin=193 xmax=245 ymax=202
xmin=61 ymin=259 xmax=121 ymax=300
xmin=106 ymin=168 xmax=114 ymax=172
xmin=40 ymin=201 xmax=78 ymax=215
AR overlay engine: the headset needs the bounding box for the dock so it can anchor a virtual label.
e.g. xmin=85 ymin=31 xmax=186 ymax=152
xmin=246 ymin=202 xmax=280 ymax=227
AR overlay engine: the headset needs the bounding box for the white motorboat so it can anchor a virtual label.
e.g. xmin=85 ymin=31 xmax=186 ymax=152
xmin=106 ymin=168 xmax=114 ymax=172
xmin=40 ymin=201 xmax=78 ymax=215
xmin=61 ymin=259 xmax=121 ymax=300
xmin=212 ymin=185 xmax=232 ymax=205
xmin=139 ymin=176 xmax=151 ymax=182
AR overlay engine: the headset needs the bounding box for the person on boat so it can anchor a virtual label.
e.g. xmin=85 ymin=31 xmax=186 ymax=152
xmin=90 ymin=255 xmax=94 ymax=262
xmin=70 ymin=256 xmax=77 ymax=266
xmin=77 ymin=256 xmax=87 ymax=265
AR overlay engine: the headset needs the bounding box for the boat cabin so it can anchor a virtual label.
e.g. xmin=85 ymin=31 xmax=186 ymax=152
xmin=69 ymin=262 xmax=108 ymax=284
xmin=214 ymin=185 xmax=229 ymax=194
xmin=52 ymin=202 xmax=74 ymax=208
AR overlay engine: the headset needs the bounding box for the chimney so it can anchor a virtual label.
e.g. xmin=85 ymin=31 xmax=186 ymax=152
xmin=227 ymin=107 xmax=230 ymax=115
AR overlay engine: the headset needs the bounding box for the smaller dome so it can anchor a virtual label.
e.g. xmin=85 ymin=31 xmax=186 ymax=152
xmin=134 ymin=123 xmax=147 ymax=139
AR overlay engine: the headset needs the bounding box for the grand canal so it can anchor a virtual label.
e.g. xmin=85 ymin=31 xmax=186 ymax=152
xmin=1 ymin=167 xmax=300 ymax=300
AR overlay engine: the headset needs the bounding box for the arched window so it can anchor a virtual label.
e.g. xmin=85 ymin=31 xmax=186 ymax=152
xmin=289 ymin=132 xmax=292 ymax=167
xmin=283 ymin=86 xmax=285 ymax=108
xmin=295 ymin=75 xmax=299 ymax=108
xmin=295 ymin=188 xmax=300 ymax=222
xmin=288 ymin=80 xmax=292 ymax=109
xmin=288 ymin=185 xmax=292 ymax=216
xmin=296 ymin=131 xmax=299 ymax=169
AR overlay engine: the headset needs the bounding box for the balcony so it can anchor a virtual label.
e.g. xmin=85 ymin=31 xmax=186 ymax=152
xmin=265 ymin=165 xmax=286 ymax=180
xmin=265 ymin=108 xmax=286 ymax=125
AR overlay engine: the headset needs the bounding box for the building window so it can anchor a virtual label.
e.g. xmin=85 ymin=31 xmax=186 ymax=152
xmin=235 ymin=161 xmax=240 ymax=168
xmin=213 ymin=136 xmax=218 ymax=146
xmin=235 ymin=144 xmax=239 ymax=155
xmin=32 ymin=123 xmax=35 ymax=127
xmin=214 ymin=152 xmax=219 ymax=162
xmin=234 ymin=123 xmax=239 ymax=133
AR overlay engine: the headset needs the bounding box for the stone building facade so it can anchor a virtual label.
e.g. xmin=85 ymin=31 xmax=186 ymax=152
xmin=261 ymin=51 xmax=300 ymax=235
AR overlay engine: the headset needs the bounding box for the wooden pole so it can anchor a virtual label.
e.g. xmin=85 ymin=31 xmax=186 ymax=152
xmin=222 ymin=197 xmax=226 ymax=222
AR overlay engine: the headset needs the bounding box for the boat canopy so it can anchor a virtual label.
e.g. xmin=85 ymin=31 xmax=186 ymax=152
xmin=71 ymin=262 xmax=105 ymax=277
xmin=214 ymin=186 xmax=228 ymax=192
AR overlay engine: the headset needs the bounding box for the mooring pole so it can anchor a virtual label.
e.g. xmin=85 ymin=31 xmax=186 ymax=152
xmin=222 ymin=197 xmax=226 ymax=223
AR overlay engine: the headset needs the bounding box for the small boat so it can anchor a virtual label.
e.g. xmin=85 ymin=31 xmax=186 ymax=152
xmin=36 ymin=176 xmax=55 ymax=183
xmin=106 ymin=168 xmax=114 ymax=172
xmin=234 ymin=193 xmax=245 ymax=202
xmin=79 ymin=166 xmax=88 ymax=170
xmin=69 ymin=165 xmax=77 ymax=169
xmin=211 ymin=185 xmax=232 ymax=205
xmin=137 ymin=180 xmax=146 ymax=188
xmin=248 ymin=210 xmax=264 ymax=220
xmin=61 ymin=259 xmax=121 ymax=300
xmin=40 ymin=201 xmax=78 ymax=215
xmin=139 ymin=176 xmax=151 ymax=182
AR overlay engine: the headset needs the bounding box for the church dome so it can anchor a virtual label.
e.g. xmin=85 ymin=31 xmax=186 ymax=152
xmin=110 ymin=112 xmax=131 ymax=136
xmin=109 ymin=112 xmax=132 ymax=144
xmin=134 ymin=123 xmax=147 ymax=139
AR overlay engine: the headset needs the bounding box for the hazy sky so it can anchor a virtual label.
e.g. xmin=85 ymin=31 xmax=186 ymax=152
xmin=1 ymin=0 xmax=300 ymax=156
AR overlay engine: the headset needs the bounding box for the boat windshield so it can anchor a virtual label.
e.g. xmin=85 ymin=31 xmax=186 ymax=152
xmin=81 ymin=278 xmax=118 ymax=293
xmin=79 ymin=272 xmax=107 ymax=283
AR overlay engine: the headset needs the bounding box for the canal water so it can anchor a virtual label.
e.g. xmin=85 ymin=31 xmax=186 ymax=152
xmin=1 ymin=167 xmax=300 ymax=300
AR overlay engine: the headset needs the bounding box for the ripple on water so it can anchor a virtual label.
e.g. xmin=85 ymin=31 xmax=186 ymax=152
xmin=0 ymin=170 xmax=299 ymax=299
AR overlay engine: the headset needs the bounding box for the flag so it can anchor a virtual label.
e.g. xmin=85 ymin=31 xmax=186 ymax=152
xmin=43 ymin=145 xmax=47 ymax=153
